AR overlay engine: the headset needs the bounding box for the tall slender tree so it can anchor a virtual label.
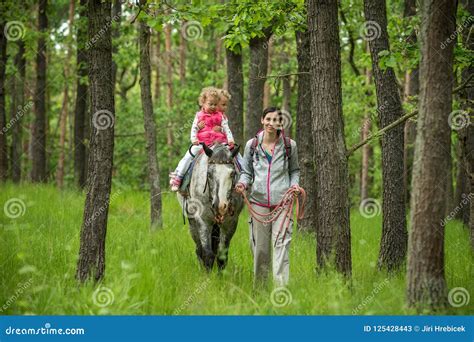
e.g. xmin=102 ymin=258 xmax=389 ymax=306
xmin=225 ymin=44 xmax=244 ymax=145
xmin=246 ymin=31 xmax=271 ymax=140
xmin=295 ymin=28 xmax=317 ymax=233
xmin=407 ymin=0 xmax=457 ymax=309
xmin=31 ymin=0 xmax=48 ymax=182
xmin=364 ymin=0 xmax=407 ymax=271
xmin=76 ymin=0 xmax=115 ymax=282
xmin=74 ymin=0 xmax=89 ymax=189
xmin=139 ymin=1 xmax=162 ymax=230
xmin=308 ymin=0 xmax=351 ymax=276
xmin=0 ymin=18 xmax=8 ymax=181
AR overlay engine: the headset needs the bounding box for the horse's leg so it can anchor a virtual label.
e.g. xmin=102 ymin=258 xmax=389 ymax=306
xmin=196 ymin=217 xmax=215 ymax=271
xmin=188 ymin=219 xmax=205 ymax=265
xmin=217 ymin=219 xmax=238 ymax=271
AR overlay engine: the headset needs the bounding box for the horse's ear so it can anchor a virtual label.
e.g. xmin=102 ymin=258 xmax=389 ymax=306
xmin=201 ymin=143 xmax=213 ymax=157
xmin=231 ymin=144 xmax=240 ymax=159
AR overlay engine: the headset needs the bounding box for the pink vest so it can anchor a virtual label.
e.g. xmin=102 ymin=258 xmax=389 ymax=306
xmin=196 ymin=111 xmax=228 ymax=146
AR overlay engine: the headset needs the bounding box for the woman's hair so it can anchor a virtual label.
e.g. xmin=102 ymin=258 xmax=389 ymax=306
xmin=199 ymin=87 xmax=221 ymax=106
xmin=262 ymin=106 xmax=281 ymax=119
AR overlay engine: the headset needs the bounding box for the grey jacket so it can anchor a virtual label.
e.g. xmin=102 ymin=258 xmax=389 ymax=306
xmin=238 ymin=131 xmax=300 ymax=207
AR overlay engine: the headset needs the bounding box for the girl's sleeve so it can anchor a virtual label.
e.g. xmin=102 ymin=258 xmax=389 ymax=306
xmin=221 ymin=115 xmax=234 ymax=143
xmin=190 ymin=114 xmax=199 ymax=142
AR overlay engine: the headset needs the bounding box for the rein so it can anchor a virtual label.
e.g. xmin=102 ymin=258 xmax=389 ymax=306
xmin=241 ymin=186 xmax=306 ymax=246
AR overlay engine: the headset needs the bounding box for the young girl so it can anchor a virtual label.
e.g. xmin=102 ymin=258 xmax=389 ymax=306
xmin=170 ymin=87 xmax=235 ymax=191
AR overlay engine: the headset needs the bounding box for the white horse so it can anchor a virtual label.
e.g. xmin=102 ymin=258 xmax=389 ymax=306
xmin=177 ymin=143 xmax=244 ymax=271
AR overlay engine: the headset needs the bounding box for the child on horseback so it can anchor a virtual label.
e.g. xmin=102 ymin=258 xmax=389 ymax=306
xmin=170 ymin=87 xmax=235 ymax=192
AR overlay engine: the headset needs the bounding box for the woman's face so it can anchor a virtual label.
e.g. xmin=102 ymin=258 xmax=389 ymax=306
xmin=203 ymin=96 xmax=219 ymax=113
xmin=261 ymin=111 xmax=281 ymax=134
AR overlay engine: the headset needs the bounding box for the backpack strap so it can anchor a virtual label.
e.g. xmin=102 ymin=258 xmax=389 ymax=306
xmin=283 ymin=136 xmax=292 ymax=160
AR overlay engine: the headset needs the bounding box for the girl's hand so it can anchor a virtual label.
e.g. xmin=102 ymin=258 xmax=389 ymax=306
xmin=228 ymin=141 xmax=235 ymax=149
xmin=198 ymin=121 xmax=205 ymax=129
xmin=212 ymin=125 xmax=222 ymax=132
xmin=192 ymin=140 xmax=200 ymax=145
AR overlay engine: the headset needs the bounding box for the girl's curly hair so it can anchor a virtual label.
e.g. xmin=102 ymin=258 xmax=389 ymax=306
xmin=198 ymin=87 xmax=221 ymax=106
xmin=219 ymin=89 xmax=231 ymax=101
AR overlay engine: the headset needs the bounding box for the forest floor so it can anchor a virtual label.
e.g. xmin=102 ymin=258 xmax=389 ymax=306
xmin=1 ymin=183 xmax=473 ymax=315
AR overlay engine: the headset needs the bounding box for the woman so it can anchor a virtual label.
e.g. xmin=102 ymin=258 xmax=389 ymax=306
xmin=235 ymin=107 xmax=300 ymax=286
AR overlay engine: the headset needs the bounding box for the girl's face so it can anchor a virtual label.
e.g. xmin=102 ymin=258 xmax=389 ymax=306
xmin=261 ymin=111 xmax=281 ymax=134
xmin=218 ymin=97 xmax=228 ymax=113
xmin=203 ymin=97 xmax=219 ymax=113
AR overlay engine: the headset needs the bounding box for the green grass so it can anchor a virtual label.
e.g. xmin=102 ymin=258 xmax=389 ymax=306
xmin=0 ymin=183 xmax=472 ymax=315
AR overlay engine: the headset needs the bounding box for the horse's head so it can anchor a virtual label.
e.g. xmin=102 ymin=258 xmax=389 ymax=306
xmin=202 ymin=143 xmax=240 ymax=223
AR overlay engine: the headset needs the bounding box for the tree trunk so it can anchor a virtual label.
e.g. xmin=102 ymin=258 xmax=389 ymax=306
xmin=0 ymin=19 xmax=8 ymax=181
xmin=460 ymin=0 xmax=474 ymax=245
xmin=360 ymin=116 xmax=372 ymax=201
xmin=364 ymin=0 xmax=407 ymax=272
xmin=403 ymin=0 xmax=419 ymax=204
xmin=139 ymin=12 xmax=163 ymax=230
xmin=295 ymin=29 xmax=317 ymax=233
xmin=74 ymin=0 xmax=89 ymax=189
xmin=308 ymin=0 xmax=351 ymax=276
xmin=154 ymin=30 xmax=161 ymax=103
xmin=246 ymin=32 xmax=271 ymax=140
xmin=56 ymin=0 xmax=75 ymax=188
xmin=263 ymin=38 xmax=273 ymax=109
xmin=225 ymin=46 xmax=244 ymax=145
xmin=31 ymin=0 xmax=48 ymax=182
xmin=164 ymin=18 xmax=173 ymax=108
xmin=407 ymin=0 xmax=457 ymax=309
xmin=179 ymin=23 xmax=186 ymax=86
xmin=76 ymin=0 xmax=115 ymax=283
xmin=111 ymin=0 xmax=121 ymax=88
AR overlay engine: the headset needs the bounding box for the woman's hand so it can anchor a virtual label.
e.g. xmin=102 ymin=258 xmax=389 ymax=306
xmin=291 ymin=184 xmax=301 ymax=196
xmin=235 ymin=183 xmax=245 ymax=194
